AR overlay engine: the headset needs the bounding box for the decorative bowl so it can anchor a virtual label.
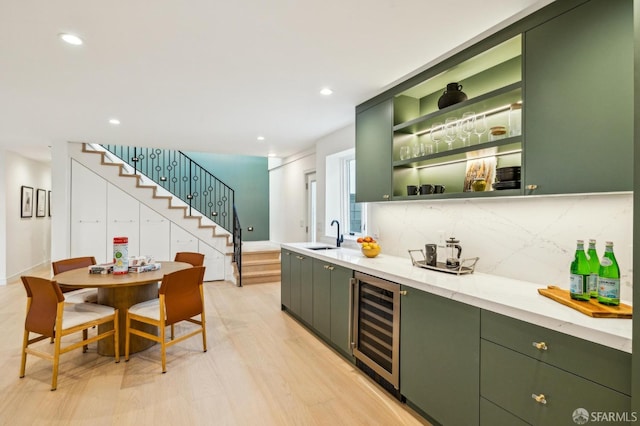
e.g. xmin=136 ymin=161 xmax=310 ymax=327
xmin=361 ymin=246 xmax=381 ymax=258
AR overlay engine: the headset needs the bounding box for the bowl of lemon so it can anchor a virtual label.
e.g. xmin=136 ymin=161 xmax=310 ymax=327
xmin=358 ymin=236 xmax=381 ymax=258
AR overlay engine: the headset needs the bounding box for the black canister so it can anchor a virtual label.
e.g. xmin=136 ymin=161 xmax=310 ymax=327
xmin=437 ymin=83 xmax=468 ymax=109
xmin=425 ymin=244 xmax=437 ymax=266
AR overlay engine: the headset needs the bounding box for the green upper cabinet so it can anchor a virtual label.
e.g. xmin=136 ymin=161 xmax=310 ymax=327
xmin=523 ymin=0 xmax=633 ymax=194
xmin=355 ymin=98 xmax=394 ymax=202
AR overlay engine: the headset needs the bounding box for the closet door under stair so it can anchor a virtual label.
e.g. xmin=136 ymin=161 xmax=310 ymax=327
xmin=71 ymin=161 xmax=107 ymax=262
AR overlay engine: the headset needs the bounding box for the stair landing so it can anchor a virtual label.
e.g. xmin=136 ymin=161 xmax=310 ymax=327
xmin=240 ymin=241 xmax=282 ymax=285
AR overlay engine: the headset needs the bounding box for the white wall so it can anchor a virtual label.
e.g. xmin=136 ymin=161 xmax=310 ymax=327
xmin=274 ymin=124 xmax=634 ymax=302
xmin=269 ymin=149 xmax=316 ymax=243
xmin=1 ymin=150 xmax=51 ymax=283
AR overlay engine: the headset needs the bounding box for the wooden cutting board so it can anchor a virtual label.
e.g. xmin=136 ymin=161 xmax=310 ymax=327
xmin=538 ymin=285 xmax=632 ymax=318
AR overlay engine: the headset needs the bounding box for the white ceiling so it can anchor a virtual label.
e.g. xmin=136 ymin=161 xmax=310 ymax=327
xmin=0 ymin=0 xmax=553 ymax=163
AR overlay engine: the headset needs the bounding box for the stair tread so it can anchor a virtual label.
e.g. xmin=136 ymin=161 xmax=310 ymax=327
xmin=242 ymin=259 xmax=281 ymax=266
xmin=241 ymin=270 xmax=281 ymax=277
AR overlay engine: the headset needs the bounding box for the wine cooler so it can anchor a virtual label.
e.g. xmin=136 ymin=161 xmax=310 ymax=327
xmin=351 ymin=272 xmax=401 ymax=394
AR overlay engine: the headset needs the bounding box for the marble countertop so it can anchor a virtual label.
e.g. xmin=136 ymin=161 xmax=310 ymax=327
xmin=281 ymin=242 xmax=632 ymax=353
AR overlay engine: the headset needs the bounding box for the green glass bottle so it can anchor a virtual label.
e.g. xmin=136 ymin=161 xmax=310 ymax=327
xmin=569 ymin=240 xmax=590 ymax=301
xmin=597 ymin=241 xmax=620 ymax=306
xmin=586 ymin=239 xmax=600 ymax=298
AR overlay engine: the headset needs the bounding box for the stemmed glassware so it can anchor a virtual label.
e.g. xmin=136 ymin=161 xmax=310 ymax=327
xmin=474 ymin=113 xmax=487 ymax=144
xmin=458 ymin=112 xmax=475 ymax=147
xmin=444 ymin=117 xmax=458 ymax=150
xmin=430 ymin=122 xmax=443 ymax=153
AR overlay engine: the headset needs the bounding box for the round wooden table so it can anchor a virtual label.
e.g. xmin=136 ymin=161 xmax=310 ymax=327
xmin=53 ymin=261 xmax=192 ymax=356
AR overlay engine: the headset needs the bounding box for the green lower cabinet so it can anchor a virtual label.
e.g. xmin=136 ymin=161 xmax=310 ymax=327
xmin=481 ymin=340 xmax=631 ymax=426
xmin=280 ymin=250 xmax=291 ymax=309
xmin=480 ymin=398 xmax=530 ymax=426
xmin=400 ymin=286 xmax=480 ymax=426
xmin=312 ymin=259 xmax=353 ymax=358
xmin=287 ymin=252 xmax=313 ymax=324
xmin=312 ymin=260 xmax=332 ymax=340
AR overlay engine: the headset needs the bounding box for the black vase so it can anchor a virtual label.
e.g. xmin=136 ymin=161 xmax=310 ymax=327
xmin=437 ymin=83 xmax=468 ymax=109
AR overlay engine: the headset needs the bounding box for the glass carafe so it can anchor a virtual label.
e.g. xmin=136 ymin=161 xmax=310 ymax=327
xmin=446 ymin=237 xmax=462 ymax=269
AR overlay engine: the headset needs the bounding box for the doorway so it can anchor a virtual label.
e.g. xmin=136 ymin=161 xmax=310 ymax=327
xmin=306 ymin=172 xmax=316 ymax=242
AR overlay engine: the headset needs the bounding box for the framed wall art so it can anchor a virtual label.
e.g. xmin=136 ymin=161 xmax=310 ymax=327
xmin=21 ymin=186 xmax=33 ymax=218
xmin=48 ymin=190 xmax=51 ymax=217
xmin=36 ymin=189 xmax=46 ymax=217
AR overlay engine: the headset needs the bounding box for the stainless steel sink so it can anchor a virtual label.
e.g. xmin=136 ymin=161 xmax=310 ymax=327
xmin=306 ymin=246 xmax=339 ymax=251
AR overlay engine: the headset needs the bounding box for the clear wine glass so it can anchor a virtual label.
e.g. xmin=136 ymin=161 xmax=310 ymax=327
xmin=444 ymin=117 xmax=458 ymax=150
xmin=474 ymin=113 xmax=487 ymax=144
xmin=458 ymin=112 xmax=475 ymax=147
xmin=430 ymin=122 xmax=443 ymax=153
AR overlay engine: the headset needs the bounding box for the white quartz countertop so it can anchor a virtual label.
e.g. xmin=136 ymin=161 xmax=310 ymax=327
xmin=281 ymin=242 xmax=632 ymax=353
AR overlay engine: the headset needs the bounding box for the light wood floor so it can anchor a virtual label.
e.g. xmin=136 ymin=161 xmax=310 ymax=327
xmin=0 ymin=266 xmax=430 ymax=426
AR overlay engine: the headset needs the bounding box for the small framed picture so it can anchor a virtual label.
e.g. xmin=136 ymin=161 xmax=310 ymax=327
xmin=48 ymin=190 xmax=51 ymax=217
xmin=21 ymin=186 xmax=33 ymax=218
xmin=36 ymin=189 xmax=46 ymax=217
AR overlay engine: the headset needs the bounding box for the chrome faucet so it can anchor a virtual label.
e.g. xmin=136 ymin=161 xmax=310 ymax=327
xmin=330 ymin=220 xmax=344 ymax=247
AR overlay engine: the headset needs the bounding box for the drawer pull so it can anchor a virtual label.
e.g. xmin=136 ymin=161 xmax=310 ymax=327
xmin=324 ymin=265 xmax=329 ymax=269
xmin=531 ymin=393 xmax=547 ymax=405
xmin=328 ymin=266 xmax=334 ymax=271
xmin=532 ymin=341 xmax=548 ymax=351
xmin=296 ymin=255 xmax=304 ymax=260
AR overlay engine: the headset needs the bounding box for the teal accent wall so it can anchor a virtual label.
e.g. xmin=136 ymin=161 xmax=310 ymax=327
xmin=185 ymin=152 xmax=269 ymax=241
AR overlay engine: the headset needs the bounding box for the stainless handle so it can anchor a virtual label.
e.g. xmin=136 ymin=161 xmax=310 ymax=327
xmin=349 ymin=277 xmax=356 ymax=353
xmin=531 ymin=393 xmax=547 ymax=405
xmin=532 ymin=341 xmax=548 ymax=351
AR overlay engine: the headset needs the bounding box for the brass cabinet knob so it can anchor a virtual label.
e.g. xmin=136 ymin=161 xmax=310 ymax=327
xmin=531 ymin=393 xmax=547 ymax=405
xmin=382 ymin=194 xmax=390 ymax=200
xmin=532 ymin=341 xmax=548 ymax=351
xmin=296 ymin=255 xmax=304 ymax=260
xmin=399 ymin=290 xmax=408 ymax=296
xmin=328 ymin=266 xmax=334 ymax=271
xmin=526 ymin=184 xmax=538 ymax=190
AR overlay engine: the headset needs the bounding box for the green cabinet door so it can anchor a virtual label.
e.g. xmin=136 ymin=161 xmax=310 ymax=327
xmin=400 ymin=286 xmax=480 ymax=426
xmin=299 ymin=255 xmax=313 ymax=325
xmin=355 ymin=98 xmax=393 ymax=202
xmin=312 ymin=260 xmax=331 ymax=340
xmin=524 ymin=0 xmax=632 ymax=194
xmin=329 ymin=265 xmax=353 ymax=357
xmin=289 ymin=253 xmax=302 ymax=316
xmin=280 ymin=250 xmax=291 ymax=309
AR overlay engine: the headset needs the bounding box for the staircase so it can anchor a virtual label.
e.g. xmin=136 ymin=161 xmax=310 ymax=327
xmin=239 ymin=242 xmax=281 ymax=285
xmin=74 ymin=143 xmax=238 ymax=284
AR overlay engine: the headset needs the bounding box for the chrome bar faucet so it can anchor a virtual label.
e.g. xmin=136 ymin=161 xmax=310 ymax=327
xmin=330 ymin=220 xmax=344 ymax=247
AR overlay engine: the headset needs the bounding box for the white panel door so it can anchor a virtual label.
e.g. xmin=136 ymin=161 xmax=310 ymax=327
xmin=140 ymin=204 xmax=171 ymax=261
xmin=71 ymin=161 xmax=107 ymax=261
xmin=198 ymin=241 xmax=225 ymax=281
xmin=170 ymin=223 xmax=198 ymax=259
xmin=106 ymin=183 xmax=140 ymax=259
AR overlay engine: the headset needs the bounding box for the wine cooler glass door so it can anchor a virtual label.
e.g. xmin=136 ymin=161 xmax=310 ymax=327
xmin=352 ymin=272 xmax=400 ymax=389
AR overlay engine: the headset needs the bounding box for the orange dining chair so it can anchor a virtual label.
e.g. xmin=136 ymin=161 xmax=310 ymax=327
xmin=51 ymin=256 xmax=99 ymax=304
xmin=174 ymin=251 xmax=205 ymax=267
xmin=125 ymin=266 xmax=206 ymax=373
xmin=20 ymin=276 xmax=119 ymax=390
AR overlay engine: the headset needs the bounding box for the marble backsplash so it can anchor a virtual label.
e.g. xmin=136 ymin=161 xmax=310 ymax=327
xmin=367 ymin=193 xmax=633 ymax=302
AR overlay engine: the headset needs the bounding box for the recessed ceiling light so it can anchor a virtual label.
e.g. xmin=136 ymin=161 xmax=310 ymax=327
xmin=257 ymin=136 xmax=265 ymax=141
xmin=320 ymin=88 xmax=333 ymax=96
xmin=268 ymin=153 xmax=277 ymax=157
xmin=109 ymin=118 xmax=120 ymax=125
xmin=59 ymin=33 xmax=83 ymax=46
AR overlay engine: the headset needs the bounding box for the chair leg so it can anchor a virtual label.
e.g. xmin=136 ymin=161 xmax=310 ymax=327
xmin=51 ymin=332 xmax=63 ymax=391
xmin=113 ymin=310 xmax=120 ymax=363
xmin=201 ymin=316 xmax=207 ymax=353
xmin=124 ymin=311 xmax=130 ymax=362
xmin=170 ymin=324 xmax=174 ymax=340
xmin=19 ymin=330 xmax=29 ymax=378
xmin=160 ymin=324 xmax=167 ymax=373
xmin=82 ymin=329 xmax=88 ymax=353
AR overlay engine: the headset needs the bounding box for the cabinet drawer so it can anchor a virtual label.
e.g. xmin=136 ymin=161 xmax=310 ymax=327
xmin=481 ymin=310 xmax=630 ymax=395
xmin=481 ymin=397 xmax=530 ymax=426
xmin=481 ymin=340 xmax=630 ymax=426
